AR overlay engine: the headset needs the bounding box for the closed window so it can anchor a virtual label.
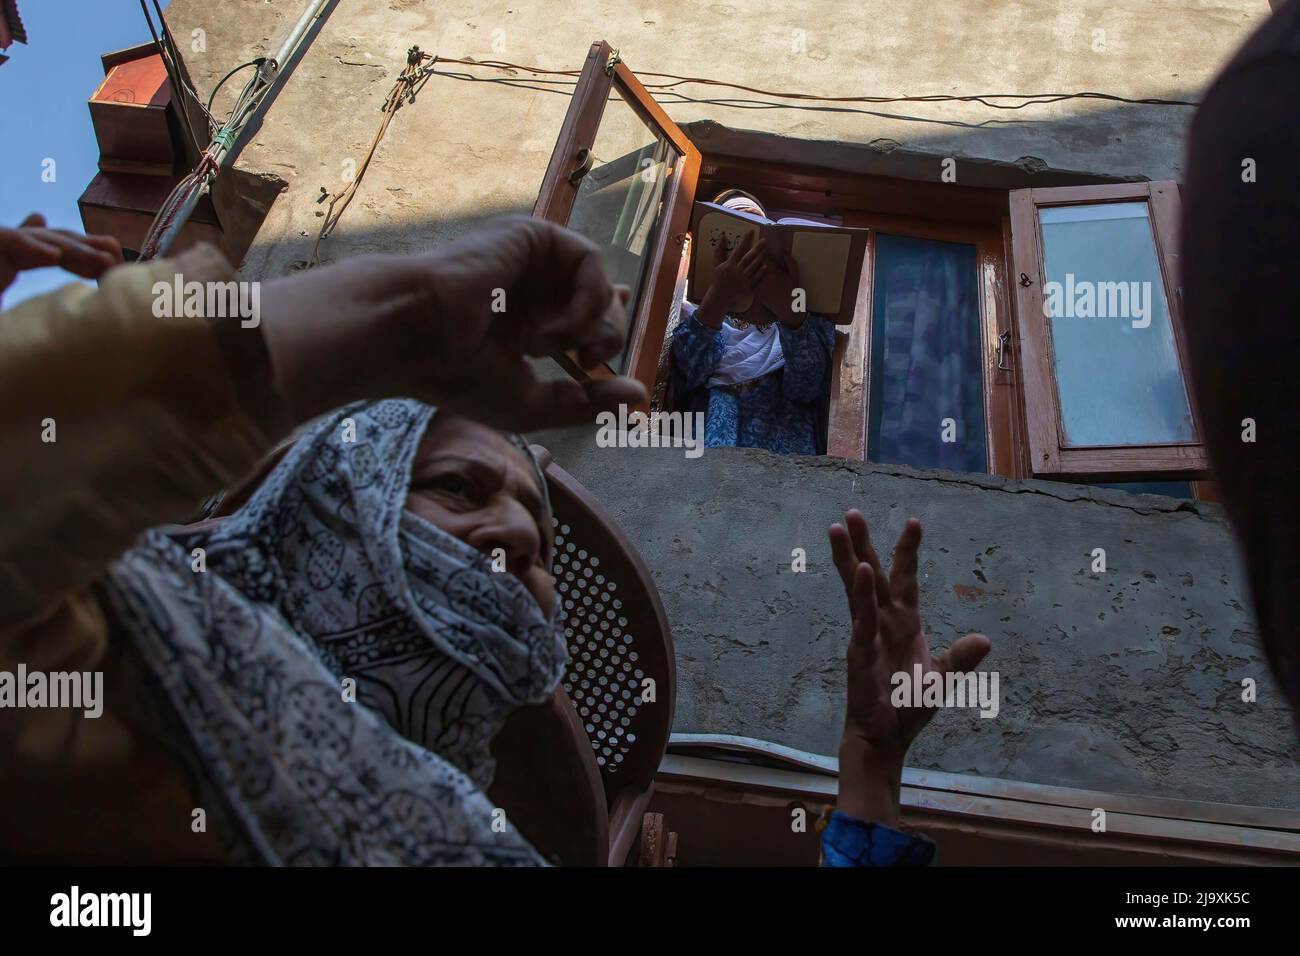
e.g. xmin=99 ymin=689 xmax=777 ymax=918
xmin=1010 ymin=183 xmax=1208 ymax=480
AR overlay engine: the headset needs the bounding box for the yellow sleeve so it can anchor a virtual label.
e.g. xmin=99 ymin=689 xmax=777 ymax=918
xmin=0 ymin=244 xmax=289 ymax=627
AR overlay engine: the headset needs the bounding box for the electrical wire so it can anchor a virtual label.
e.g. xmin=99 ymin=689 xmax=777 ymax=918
xmin=136 ymin=0 xmax=337 ymax=260
xmin=207 ymin=59 xmax=264 ymax=117
xmin=151 ymin=0 xmax=219 ymax=134
xmin=137 ymin=0 xmax=211 ymax=148
xmin=137 ymin=45 xmax=269 ymax=259
xmin=306 ymin=46 xmax=436 ymax=268
xmin=432 ymin=55 xmax=1198 ymax=110
xmin=136 ymin=35 xmax=1193 ymax=263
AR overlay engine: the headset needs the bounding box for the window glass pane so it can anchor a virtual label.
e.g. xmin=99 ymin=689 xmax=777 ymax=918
xmin=564 ymin=88 xmax=677 ymax=373
xmin=868 ymin=234 xmax=986 ymax=473
xmin=1039 ymin=201 xmax=1195 ymax=446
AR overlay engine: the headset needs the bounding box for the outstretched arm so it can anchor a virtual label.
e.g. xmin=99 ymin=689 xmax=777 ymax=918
xmin=822 ymin=510 xmax=991 ymax=864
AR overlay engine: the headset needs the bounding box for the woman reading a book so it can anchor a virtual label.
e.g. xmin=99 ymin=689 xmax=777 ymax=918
xmin=670 ymin=190 xmax=836 ymax=455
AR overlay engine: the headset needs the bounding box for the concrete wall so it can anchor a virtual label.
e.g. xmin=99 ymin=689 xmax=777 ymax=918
xmin=530 ymin=436 xmax=1300 ymax=809
xmin=162 ymin=0 xmax=1300 ymax=808
xmin=166 ymin=0 xmax=1270 ymax=277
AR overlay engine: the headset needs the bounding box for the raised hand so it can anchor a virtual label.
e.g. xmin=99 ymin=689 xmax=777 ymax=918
xmin=827 ymin=509 xmax=990 ymax=824
xmin=259 ymin=215 xmax=647 ymax=432
xmin=0 ymin=214 xmax=124 ymax=307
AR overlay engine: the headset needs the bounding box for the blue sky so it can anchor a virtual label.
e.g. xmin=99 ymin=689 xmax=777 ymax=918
xmin=0 ymin=0 xmax=170 ymax=306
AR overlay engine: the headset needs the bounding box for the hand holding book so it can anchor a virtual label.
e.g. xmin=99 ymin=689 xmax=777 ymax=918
xmin=754 ymin=250 xmax=805 ymax=328
xmin=689 ymin=201 xmax=868 ymax=325
xmin=696 ymin=231 xmax=770 ymax=329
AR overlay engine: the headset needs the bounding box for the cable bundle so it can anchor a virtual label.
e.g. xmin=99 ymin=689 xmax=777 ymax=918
xmin=307 ymin=46 xmax=437 ymax=268
xmin=136 ymin=0 xmax=331 ymax=260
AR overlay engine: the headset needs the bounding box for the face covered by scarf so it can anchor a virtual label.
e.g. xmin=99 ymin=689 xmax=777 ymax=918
xmin=707 ymin=319 xmax=785 ymax=387
xmin=100 ymin=399 xmax=568 ymax=865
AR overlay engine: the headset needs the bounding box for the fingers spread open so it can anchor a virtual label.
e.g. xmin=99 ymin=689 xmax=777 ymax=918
xmin=889 ymin=518 xmax=922 ymax=606
xmin=848 ymin=562 xmax=879 ymax=666
xmin=828 ymin=522 xmax=859 ymax=609
xmin=845 ymin=509 xmax=890 ymax=607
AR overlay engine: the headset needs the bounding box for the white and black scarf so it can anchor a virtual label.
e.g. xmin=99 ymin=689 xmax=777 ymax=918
xmin=100 ymin=399 xmax=566 ymax=865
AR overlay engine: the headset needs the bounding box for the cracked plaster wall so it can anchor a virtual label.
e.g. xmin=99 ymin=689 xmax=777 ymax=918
xmin=527 ymin=435 xmax=1299 ymax=810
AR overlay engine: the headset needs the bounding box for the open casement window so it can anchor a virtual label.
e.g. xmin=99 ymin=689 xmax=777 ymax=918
xmin=1010 ymin=182 xmax=1209 ymax=481
xmin=534 ymin=41 xmax=700 ymax=399
xmin=693 ymin=156 xmax=1024 ymax=475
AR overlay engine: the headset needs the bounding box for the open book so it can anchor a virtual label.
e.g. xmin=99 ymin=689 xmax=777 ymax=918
xmin=688 ymin=202 xmax=868 ymax=325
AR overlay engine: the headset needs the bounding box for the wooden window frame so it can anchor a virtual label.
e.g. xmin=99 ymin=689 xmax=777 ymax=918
xmin=1009 ymin=182 xmax=1210 ymax=481
xmin=533 ymin=40 xmax=701 ymax=400
xmin=695 ymin=157 xmax=1026 ymax=477
xmin=836 ymin=212 xmax=1023 ymax=477
xmin=655 ymin=735 xmax=1300 ymax=865
xmin=535 ymin=89 xmax=1206 ymax=489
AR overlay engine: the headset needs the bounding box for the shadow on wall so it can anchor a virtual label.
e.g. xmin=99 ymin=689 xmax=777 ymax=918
xmin=171 ymin=0 xmax=344 ymax=267
xmin=240 ymin=202 xmax=535 ymax=277
xmin=227 ymin=74 xmax=1201 ymax=280
xmin=220 ymin=48 xmax=1201 ymax=279
xmin=521 ymin=437 xmax=1299 ymax=812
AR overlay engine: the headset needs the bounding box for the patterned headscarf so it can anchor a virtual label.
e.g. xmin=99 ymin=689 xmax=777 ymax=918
xmin=100 ymin=399 xmax=566 ymax=865
xmin=714 ymin=188 xmax=767 ymax=218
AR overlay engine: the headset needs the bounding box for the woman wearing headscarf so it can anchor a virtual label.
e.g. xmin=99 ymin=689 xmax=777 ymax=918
xmin=670 ymin=190 xmax=837 ymax=455
xmin=105 ymin=399 xmax=565 ymax=864
xmin=0 ymin=215 xmax=642 ymax=863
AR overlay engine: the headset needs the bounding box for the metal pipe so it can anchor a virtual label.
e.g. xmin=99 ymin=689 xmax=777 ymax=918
xmin=270 ymin=0 xmax=330 ymax=75
xmin=153 ymin=0 xmax=331 ymax=256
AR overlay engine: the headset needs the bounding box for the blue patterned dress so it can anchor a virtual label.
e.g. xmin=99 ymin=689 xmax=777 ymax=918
xmin=670 ymin=302 xmax=836 ymax=455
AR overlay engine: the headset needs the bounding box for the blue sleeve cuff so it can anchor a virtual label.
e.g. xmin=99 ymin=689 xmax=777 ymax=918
xmin=820 ymin=810 xmax=936 ymax=867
